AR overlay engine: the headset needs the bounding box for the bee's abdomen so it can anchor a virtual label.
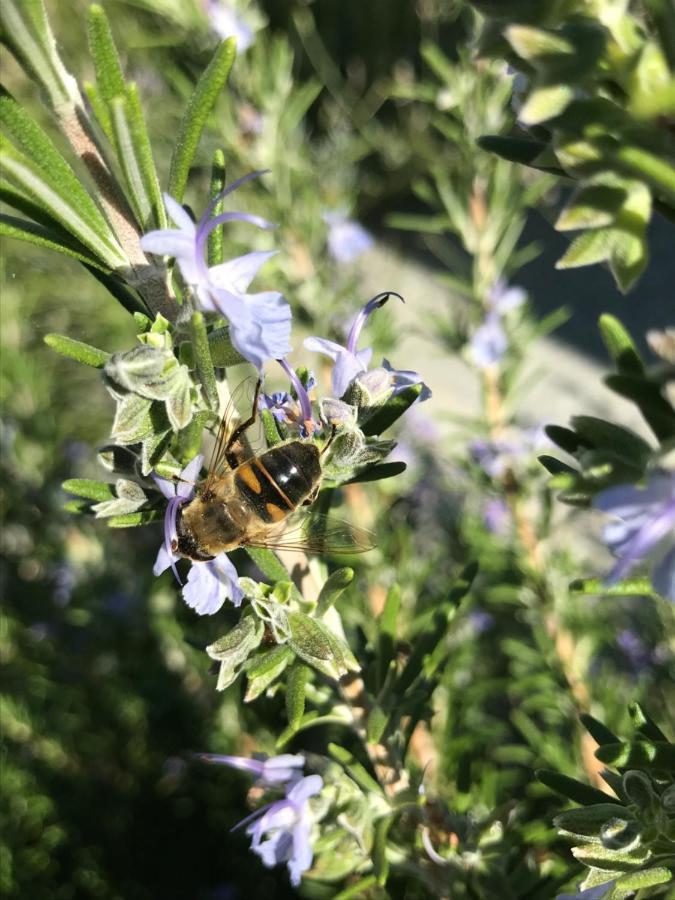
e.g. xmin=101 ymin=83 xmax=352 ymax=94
xmin=234 ymin=442 xmax=321 ymax=523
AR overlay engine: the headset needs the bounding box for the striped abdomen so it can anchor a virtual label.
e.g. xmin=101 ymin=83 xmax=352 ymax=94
xmin=233 ymin=441 xmax=322 ymax=524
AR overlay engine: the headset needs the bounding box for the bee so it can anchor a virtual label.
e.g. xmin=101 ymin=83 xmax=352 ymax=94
xmin=174 ymin=379 xmax=371 ymax=561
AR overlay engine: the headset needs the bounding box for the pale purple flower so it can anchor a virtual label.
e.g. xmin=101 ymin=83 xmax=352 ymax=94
xmin=153 ymin=455 xmax=244 ymax=613
xmin=469 ymin=438 xmax=518 ymax=479
xmin=199 ymin=753 xmax=305 ymax=787
xmin=469 ymin=609 xmax=494 ymax=635
xmin=468 ymin=279 xmax=526 ymax=370
xmin=206 ymin=2 xmax=254 ymax=50
xmin=483 ymin=498 xmax=511 ymax=534
xmin=140 ymin=171 xmax=291 ymax=371
xmin=323 ymin=210 xmax=373 ymax=264
xmin=259 ymin=361 xmax=317 ymax=437
xmin=616 ymin=629 xmax=654 ymax=674
xmin=593 ymin=471 xmax=675 ymax=601
xmin=234 ymin=774 xmax=323 ymax=887
xmin=304 ymin=292 xmax=430 ymax=401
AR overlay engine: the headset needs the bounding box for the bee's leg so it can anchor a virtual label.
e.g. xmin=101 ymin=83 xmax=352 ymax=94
xmin=225 ymin=378 xmax=262 ymax=468
xmin=320 ymin=425 xmax=338 ymax=457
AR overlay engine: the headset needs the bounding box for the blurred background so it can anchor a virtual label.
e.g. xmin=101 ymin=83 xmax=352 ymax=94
xmin=1 ymin=1 xmax=673 ymax=898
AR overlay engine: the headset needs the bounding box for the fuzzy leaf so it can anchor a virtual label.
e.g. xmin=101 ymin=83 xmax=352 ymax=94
xmin=627 ymin=703 xmax=670 ymax=743
xmin=556 ymin=227 xmax=615 ymax=270
xmin=244 ymin=645 xmax=294 ymax=702
xmin=570 ymin=416 xmax=652 ymax=464
xmin=556 ymin=185 xmax=627 ymax=231
xmin=206 ymin=616 xmax=265 ymax=692
xmin=208 ymin=149 xmax=226 ymax=266
xmin=505 ymin=25 xmax=574 ymax=63
xmin=168 ymin=39 xmax=236 ymax=202
xmin=537 ymin=769 xmax=614 ymax=805
xmin=595 ymin=741 xmax=675 ymax=771
xmin=572 ymin=841 xmax=651 ymax=872
xmin=328 ymin=743 xmax=384 ymax=796
xmin=208 ymin=327 xmax=247 ymax=367
xmin=615 ymin=867 xmax=672 ymax=891
xmin=316 ymin=568 xmax=354 ymax=617
xmin=0 ymin=213 xmax=109 ymax=270
xmin=190 ymin=311 xmax=219 ymax=411
xmin=345 ymin=461 xmax=407 ymax=484
xmin=569 ymin=577 xmax=654 ymax=596
xmin=554 ymin=804 xmax=630 ymax=840
xmin=87 ymin=5 xmax=126 ymax=106
xmin=287 ymin=612 xmax=359 ymax=680
xmin=377 ymin=585 xmax=400 ymax=690
xmin=285 ymin=663 xmax=309 ymax=730
xmin=604 ymin=373 xmax=675 ymax=442
xmin=62 ymin=479 xmax=115 ymax=501
xmin=361 ymin=384 xmax=424 ymax=437
xmin=44 ymin=333 xmax=110 ymax=368
xmin=598 ymin=314 xmax=644 ymax=375
xmin=520 ymin=83 xmax=573 ymax=125
xmin=109 ymin=87 xmax=165 ymax=231
xmin=106 ymin=509 xmax=162 ymax=527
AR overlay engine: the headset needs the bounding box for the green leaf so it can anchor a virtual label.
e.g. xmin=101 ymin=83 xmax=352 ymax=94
xmin=361 ymin=383 xmax=424 ymax=437
xmin=87 ymin=5 xmax=125 ymax=106
xmin=276 ymin=712 xmax=351 ymax=749
xmin=367 ymin=704 xmax=388 ymax=744
xmin=208 ymin=149 xmax=226 ymax=266
xmin=333 ymin=876 xmax=379 ymax=900
xmin=556 ymin=227 xmax=615 ymax=270
xmin=595 ymin=740 xmax=675 ymax=771
xmin=106 ymin=509 xmax=163 ymax=527
xmin=245 ymin=547 xmax=292 ymax=586
xmin=208 ymin=327 xmax=247 ymax=367
xmin=538 ymin=454 xmax=577 ymax=476
xmin=556 ymin=184 xmax=627 ymax=231
xmin=554 ymin=804 xmax=630 ymax=840
xmin=260 ymin=408 xmax=282 ymax=446
xmin=579 ymin=715 xmax=620 ymax=747
xmin=569 ymin=577 xmax=654 ymax=597
xmin=477 ymin=134 xmax=566 ymax=175
xmin=328 ymin=743 xmax=383 ymax=796
xmin=598 ymin=314 xmax=644 ymax=375
xmin=244 ymin=645 xmax=294 ymax=702
xmin=0 ymin=0 xmax=77 ymax=111
xmin=109 ymin=87 xmax=165 ymax=231
xmin=168 ymin=39 xmax=236 ymax=203
xmin=206 ymin=616 xmax=265 ymax=692
xmin=345 ymin=461 xmax=407 ymax=484
xmin=536 ymin=769 xmax=614 ymax=805
xmin=377 ymin=585 xmax=400 ymax=690
xmin=62 ymin=479 xmax=115 ymax=501
xmin=316 ymin=568 xmax=354 ymax=617
xmin=628 ymin=702 xmax=670 ymax=742
xmin=287 ymin=612 xmax=359 ymax=680
xmin=604 ymin=373 xmax=675 ymax=442
xmin=0 ymin=95 xmax=117 ymax=248
xmin=44 ymin=333 xmax=110 ymax=368
xmin=570 ymin=416 xmax=652 ymax=465
xmin=0 ymin=213 xmax=109 ymax=270
xmin=0 ymin=137 xmax=125 ymax=269
xmin=520 ymin=83 xmax=573 ymax=125
xmin=615 ymin=866 xmax=672 ymax=892
xmin=572 ymin=841 xmax=651 ymax=872
xmin=189 ymin=312 xmax=219 ymax=411
xmin=285 ymin=663 xmax=309 ymax=730
xmin=505 ymin=24 xmax=574 ymax=64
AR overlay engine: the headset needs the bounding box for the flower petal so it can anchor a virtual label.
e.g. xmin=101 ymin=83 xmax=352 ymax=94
xmin=287 ymin=774 xmax=323 ymax=807
xmin=652 ymin=545 xmax=675 ymax=601
xmin=209 ymin=250 xmax=276 ymax=294
xmin=163 ymin=194 xmax=196 ymax=235
xmin=153 ymin=543 xmax=177 ymax=577
xmin=178 ymin=454 xmax=204 ymax=499
xmin=153 ymin=473 xmax=177 ymax=500
xmin=303 ymin=336 xmax=345 ymax=361
xmin=333 ymin=351 xmax=367 ymax=398
xmin=182 ymin=562 xmax=226 ymax=615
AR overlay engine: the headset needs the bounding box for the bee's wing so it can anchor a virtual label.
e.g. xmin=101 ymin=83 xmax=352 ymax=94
xmin=203 ymin=377 xmax=262 ymax=494
xmin=243 ymin=513 xmax=375 ymax=556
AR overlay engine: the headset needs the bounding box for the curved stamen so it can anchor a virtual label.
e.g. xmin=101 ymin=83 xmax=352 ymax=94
xmin=346 ymin=291 xmax=404 ymax=354
xmin=202 ymin=169 xmax=270 ymax=222
xmin=277 ymin=358 xmax=314 ymax=434
xmin=165 ymin=496 xmax=183 ymax=585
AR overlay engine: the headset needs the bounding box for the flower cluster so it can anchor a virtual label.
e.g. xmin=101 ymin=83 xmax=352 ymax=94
xmin=200 ymin=753 xmax=323 ymax=886
xmin=141 ymin=171 xmax=291 ymax=371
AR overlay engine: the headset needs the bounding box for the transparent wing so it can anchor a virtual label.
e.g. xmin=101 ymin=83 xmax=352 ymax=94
xmin=243 ymin=512 xmax=376 ymax=556
xmin=203 ymin=376 xmax=261 ymax=495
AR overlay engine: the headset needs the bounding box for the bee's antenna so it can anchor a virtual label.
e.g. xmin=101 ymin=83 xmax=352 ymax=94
xmin=320 ymin=425 xmax=338 ymax=457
